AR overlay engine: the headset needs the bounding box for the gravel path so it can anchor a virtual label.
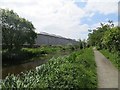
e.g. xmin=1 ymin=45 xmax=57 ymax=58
xmin=93 ymin=48 xmax=119 ymax=89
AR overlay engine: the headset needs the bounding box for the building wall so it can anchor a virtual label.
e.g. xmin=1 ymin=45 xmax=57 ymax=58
xmin=35 ymin=34 xmax=78 ymax=46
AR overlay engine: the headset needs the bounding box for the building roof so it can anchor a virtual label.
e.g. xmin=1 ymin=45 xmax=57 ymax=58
xmin=38 ymin=32 xmax=77 ymax=41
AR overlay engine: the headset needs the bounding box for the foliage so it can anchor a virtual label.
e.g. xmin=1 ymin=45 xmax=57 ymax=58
xmin=2 ymin=46 xmax=61 ymax=67
xmin=88 ymin=21 xmax=120 ymax=52
xmin=1 ymin=8 xmax=37 ymax=51
xmin=100 ymin=49 xmax=120 ymax=70
xmin=65 ymin=44 xmax=76 ymax=51
xmin=88 ymin=21 xmax=120 ymax=69
xmin=1 ymin=48 xmax=97 ymax=89
xmin=78 ymin=39 xmax=87 ymax=49
xmin=88 ymin=21 xmax=114 ymax=49
xmin=102 ymin=27 xmax=120 ymax=51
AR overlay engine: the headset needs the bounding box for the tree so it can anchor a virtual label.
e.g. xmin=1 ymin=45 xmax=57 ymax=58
xmin=78 ymin=39 xmax=83 ymax=49
xmin=1 ymin=9 xmax=37 ymax=51
xmin=78 ymin=39 xmax=87 ymax=49
xmin=87 ymin=21 xmax=114 ymax=49
xmin=102 ymin=27 xmax=120 ymax=52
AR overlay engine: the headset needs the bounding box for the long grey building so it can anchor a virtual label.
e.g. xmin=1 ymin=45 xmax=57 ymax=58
xmin=35 ymin=32 xmax=78 ymax=46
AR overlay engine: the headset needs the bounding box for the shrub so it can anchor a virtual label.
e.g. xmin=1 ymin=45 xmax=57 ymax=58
xmin=1 ymin=48 xmax=97 ymax=88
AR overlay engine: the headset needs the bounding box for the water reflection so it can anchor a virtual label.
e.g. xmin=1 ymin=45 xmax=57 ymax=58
xmin=2 ymin=59 xmax=47 ymax=79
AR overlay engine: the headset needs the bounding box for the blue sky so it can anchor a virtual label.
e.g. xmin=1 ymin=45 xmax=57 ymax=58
xmin=74 ymin=1 xmax=87 ymax=8
xmin=81 ymin=13 xmax=118 ymax=26
xmin=0 ymin=0 xmax=119 ymax=40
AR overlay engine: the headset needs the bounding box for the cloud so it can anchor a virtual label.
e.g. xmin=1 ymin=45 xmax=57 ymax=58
xmin=89 ymin=21 xmax=118 ymax=31
xmin=0 ymin=0 xmax=87 ymax=40
xmin=74 ymin=0 xmax=119 ymax=2
xmin=0 ymin=0 xmax=118 ymax=40
xmin=84 ymin=1 xmax=118 ymax=16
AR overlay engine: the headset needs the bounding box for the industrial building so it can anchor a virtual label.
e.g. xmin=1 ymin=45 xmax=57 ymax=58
xmin=35 ymin=32 xmax=78 ymax=46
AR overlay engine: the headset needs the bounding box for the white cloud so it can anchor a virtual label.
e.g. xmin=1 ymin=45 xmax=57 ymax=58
xmin=114 ymin=22 xmax=118 ymax=26
xmin=89 ymin=21 xmax=118 ymax=31
xmin=0 ymin=0 xmax=87 ymax=40
xmin=84 ymin=1 xmax=118 ymax=15
xmin=0 ymin=0 xmax=118 ymax=40
xmin=75 ymin=0 xmax=119 ymax=2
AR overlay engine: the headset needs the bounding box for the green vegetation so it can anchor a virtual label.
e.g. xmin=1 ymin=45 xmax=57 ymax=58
xmin=1 ymin=8 xmax=89 ymax=68
xmin=1 ymin=9 xmax=98 ymax=89
xmin=1 ymin=8 xmax=37 ymax=51
xmin=2 ymin=45 xmax=75 ymax=67
xmin=1 ymin=48 xmax=97 ymax=88
xmin=100 ymin=49 xmax=120 ymax=70
xmin=102 ymin=26 xmax=120 ymax=52
xmin=88 ymin=20 xmax=120 ymax=70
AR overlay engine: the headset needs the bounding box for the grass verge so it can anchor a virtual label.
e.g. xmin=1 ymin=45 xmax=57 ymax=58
xmin=100 ymin=49 xmax=120 ymax=70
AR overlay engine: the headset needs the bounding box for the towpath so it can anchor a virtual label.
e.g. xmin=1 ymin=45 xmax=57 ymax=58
xmin=93 ymin=48 xmax=119 ymax=89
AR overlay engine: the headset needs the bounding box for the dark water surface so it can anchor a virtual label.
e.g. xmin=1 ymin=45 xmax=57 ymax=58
xmin=2 ymin=51 xmax=71 ymax=79
xmin=2 ymin=59 xmax=47 ymax=79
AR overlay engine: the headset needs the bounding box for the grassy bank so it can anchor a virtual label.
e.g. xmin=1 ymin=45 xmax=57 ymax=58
xmin=100 ymin=49 xmax=120 ymax=70
xmin=1 ymin=48 xmax=97 ymax=89
xmin=2 ymin=45 xmax=76 ymax=67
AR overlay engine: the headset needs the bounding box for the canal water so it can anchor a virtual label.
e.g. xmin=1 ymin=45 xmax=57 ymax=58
xmin=2 ymin=59 xmax=47 ymax=79
xmin=2 ymin=50 xmax=71 ymax=79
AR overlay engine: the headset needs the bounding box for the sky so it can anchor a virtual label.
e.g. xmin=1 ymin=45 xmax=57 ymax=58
xmin=0 ymin=0 xmax=119 ymax=40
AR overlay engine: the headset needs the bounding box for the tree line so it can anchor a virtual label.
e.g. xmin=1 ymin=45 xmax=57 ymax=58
xmin=88 ymin=20 xmax=120 ymax=53
xmin=1 ymin=8 xmax=119 ymax=54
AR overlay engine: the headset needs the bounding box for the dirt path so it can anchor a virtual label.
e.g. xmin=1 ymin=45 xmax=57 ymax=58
xmin=93 ymin=48 xmax=119 ymax=89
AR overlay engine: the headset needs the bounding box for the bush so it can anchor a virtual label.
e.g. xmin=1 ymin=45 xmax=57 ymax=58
xmin=1 ymin=48 xmax=97 ymax=88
